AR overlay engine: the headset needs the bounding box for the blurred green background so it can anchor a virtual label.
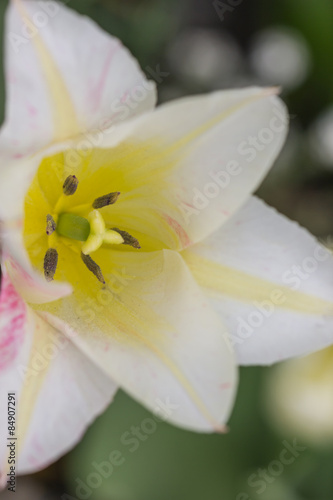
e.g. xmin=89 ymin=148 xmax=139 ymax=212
xmin=1 ymin=0 xmax=333 ymax=499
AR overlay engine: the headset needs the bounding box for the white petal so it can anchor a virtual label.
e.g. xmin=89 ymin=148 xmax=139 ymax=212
xmin=183 ymin=196 xmax=333 ymax=365
xmin=2 ymin=245 xmax=72 ymax=305
xmin=1 ymin=229 xmax=72 ymax=305
xmin=0 ymin=147 xmax=74 ymax=304
xmin=0 ymin=270 xmax=117 ymax=480
xmin=96 ymin=87 xmax=288 ymax=247
xmin=38 ymin=250 xmax=237 ymax=433
xmin=1 ymin=0 xmax=156 ymax=158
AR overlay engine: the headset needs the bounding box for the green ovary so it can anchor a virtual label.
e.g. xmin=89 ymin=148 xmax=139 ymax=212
xmin=57 ymin=213 xmax=90 ymax=241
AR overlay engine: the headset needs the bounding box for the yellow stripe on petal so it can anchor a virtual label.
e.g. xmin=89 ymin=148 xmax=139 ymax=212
xmin=30 ymin=248 xmax=234 ymax=432
xmin=100 ymin=295 xmax=227 ymax=433
xmin=15 ymin=311 xmax=53 ymax=466
xmin=167 ymin=87 xmax=280 ymax=155
xmin=13 ymin=0 xmax=81 ymax=141
xmin=136 ymin=338 xmax=227 ymax=433
xmin=184 ymin=251 xmax=333 ymax=316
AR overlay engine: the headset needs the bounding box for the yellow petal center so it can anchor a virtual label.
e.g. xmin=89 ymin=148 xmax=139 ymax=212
xmin=23 ymin=141 xmax=181 ymax=288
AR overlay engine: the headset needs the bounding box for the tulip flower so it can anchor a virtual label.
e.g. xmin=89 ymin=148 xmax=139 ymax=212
xmin=1 ymin=0 xmax=333 ymax=484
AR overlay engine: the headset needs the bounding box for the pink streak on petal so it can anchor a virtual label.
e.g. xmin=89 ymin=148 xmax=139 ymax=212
xmin=219 ymin=382 xmax=232 ymax=391
xmin=163 ymin=215 xmax=192 ymax=249
xmin=120 ymin=91 xmax=130 ymax=103
xmin=6 ymin=256 xmax=72 ymax=303
xmin=90 ymin=43 xmax=120 ymax=113
xmin=0 ymin=273 xmax=27 ymax=371
xmin=28 ymin=105 xmax=38 ymax=117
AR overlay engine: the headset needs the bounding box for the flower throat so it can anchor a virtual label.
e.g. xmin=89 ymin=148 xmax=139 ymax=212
xmin=44 ymin=175 xmax=140 ymax=284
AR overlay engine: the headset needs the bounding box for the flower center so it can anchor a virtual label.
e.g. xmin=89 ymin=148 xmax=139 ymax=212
xmin=56 ymin=213 xmax=90 ymax=241
xmin=43 ymin=175 xmax=141 ymax=284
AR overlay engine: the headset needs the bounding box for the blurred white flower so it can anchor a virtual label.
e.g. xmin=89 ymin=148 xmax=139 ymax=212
xmin=250 ymin=27 xmax=312 ymax=91
xmin=308 ymin=105 xmax=333 ymax=169
xmin=166 ymin=28 xmax=243 ymax=88
xmin=265 ymin=346 xmax=333 ymax=445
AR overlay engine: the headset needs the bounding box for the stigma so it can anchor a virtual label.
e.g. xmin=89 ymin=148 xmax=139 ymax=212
xmin=43 ymin=175 xmax=140 ymax=283
xmin=81 ymin=210 xmax=124 ymax=255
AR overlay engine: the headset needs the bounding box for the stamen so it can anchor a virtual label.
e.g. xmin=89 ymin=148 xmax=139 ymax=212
xmin=93 ymin=192 xmax=120 ymax=209
xmin=44 ymin=248 xmax=58 ymax=282
xmin=46 ymin=214 xmax=56 ymax=235
xmin=63 ymin=175 xmax=79 ymax=196
xmin=112 ymin=228 xmax=141 ymax=249
xmin=81 ymin=252 xmax=105 ymax=284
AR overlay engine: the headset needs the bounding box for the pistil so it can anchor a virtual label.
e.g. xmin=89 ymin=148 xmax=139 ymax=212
xmin=57 ymin=213 xmax=90 ymax=241
xmin=81 ymin=210 xmax=124 ymax=255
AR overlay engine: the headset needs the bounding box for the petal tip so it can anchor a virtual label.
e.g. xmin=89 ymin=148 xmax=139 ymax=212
xmin=263 ymin=86 xmax=282 ymax=96
xmin=216 ymin=424 xmax=229 ymax=434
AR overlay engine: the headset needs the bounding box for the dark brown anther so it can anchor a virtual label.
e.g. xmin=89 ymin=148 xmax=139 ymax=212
xmin=46 ymin=214 xmax=56 ymax=236
xmin=63 ymin=175 xmax=79 ymax=196
xmin=92 ymin=192 xmax=120 ymax=209
xmin=81 ymin=252 xmax=105 ymax=284
xmin=44 ymin=248 xmax=58 ymax=282
xmin=111 ymin=228 xmax=141 ymax=249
